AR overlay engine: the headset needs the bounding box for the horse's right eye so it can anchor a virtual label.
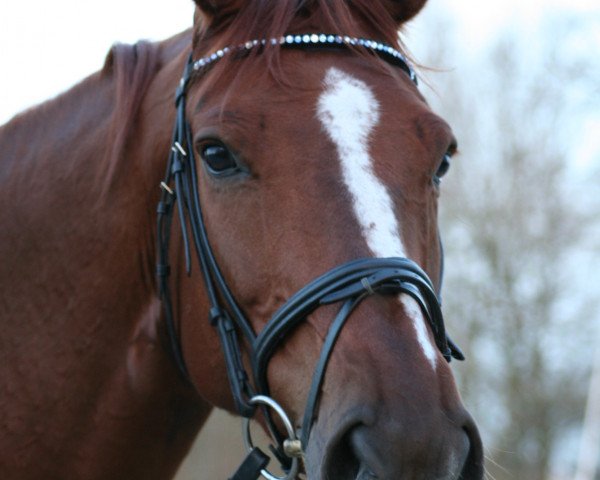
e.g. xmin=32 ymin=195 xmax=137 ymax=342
xmin=199 ymin=143 xmax=240 ymax=176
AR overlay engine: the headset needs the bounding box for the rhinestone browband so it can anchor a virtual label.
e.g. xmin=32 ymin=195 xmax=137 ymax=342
xmin=192 ymin=33 xmax=417 ymax=84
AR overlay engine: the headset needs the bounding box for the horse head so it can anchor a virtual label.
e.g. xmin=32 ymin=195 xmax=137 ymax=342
xmin=160 ymin=1 xmax=484 ymax=478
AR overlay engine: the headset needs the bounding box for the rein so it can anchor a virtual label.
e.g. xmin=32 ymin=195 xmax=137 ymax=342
xmin=156 ymin=34 xmax=464 ymax=480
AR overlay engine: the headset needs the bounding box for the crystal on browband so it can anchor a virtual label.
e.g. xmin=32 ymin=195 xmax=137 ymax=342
xmin=192 ymin=33 xmax=417 ymax=84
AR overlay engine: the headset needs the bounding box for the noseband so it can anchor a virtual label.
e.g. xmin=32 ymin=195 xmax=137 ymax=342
xmin=156 ymin=34 xmax=464 ymax=480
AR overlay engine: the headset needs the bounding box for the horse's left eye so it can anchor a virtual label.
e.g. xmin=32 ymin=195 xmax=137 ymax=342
xmin=200 ymin=143 xmax=239 ymax=176
xmin=434 ymin=153 xmax=451 ymax=185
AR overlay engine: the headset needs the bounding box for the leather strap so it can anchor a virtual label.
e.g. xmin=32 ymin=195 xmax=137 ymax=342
xmin=300 ymin=297 xmax=362 ymax=448
xmin=229 ymin=448 xmax=270 ymax=480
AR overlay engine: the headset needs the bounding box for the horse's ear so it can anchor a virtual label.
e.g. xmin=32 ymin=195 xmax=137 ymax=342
xmin=193 ymin=0 xmax=240 ymax=28
xmin=381 ymin=0 xmax=428 ymax=23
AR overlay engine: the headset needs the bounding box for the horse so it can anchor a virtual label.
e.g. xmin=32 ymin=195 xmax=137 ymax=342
xmin=0 ymin=1 xmax=483 ymax=479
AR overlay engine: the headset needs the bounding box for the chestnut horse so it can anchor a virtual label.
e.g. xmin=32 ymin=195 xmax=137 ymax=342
xmin=0 ymin=1 xmax=483 ymax=479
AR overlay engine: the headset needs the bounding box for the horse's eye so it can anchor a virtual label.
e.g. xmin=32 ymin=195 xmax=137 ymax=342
xmin=200 ymin=143 xmax=239 ymax=176
xmin=433 ymin=153 xmax=451 ymax=185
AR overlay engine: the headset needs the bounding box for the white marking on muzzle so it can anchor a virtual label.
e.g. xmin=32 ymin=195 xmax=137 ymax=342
xmin=317 ymin=67 xmax=437 ymax=369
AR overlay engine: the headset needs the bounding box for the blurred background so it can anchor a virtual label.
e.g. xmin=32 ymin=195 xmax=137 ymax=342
xmin=1 ymin=1 xmax=598 ymax=479
xmin=410 ymin=3 xmax=600 ymax=479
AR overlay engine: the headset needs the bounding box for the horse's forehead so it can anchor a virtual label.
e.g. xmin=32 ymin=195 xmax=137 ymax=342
xmin=193 ymin=54 xmax=426 ymax=145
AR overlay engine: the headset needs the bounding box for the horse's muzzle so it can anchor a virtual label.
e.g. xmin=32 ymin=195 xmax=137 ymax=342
xmin=311 ymin=407 xmax=484 ymax=480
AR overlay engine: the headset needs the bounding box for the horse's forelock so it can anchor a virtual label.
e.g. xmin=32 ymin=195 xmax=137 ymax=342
xmin=194 ymin=0 xmax=403 ymax=53
xmin=189 ymin=0 xmax=412 ymax=102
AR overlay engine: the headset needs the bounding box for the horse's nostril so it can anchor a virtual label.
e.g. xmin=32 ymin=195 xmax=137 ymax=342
xmin=357 ymin=464 xmax=379 ymax=479
xmin=334 ymin=427 xmax=381 ymax=480
xmin=323 ymin=423 xmax=382 ymax=480
xmin=458 ymin=421 xmax=485 ymax=480
xmin=324 ymin=430 xmax=361 ymax=479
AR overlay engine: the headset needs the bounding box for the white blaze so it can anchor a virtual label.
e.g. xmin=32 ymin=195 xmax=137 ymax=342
xmin=317 ymin=67 xmax=437 ymax=369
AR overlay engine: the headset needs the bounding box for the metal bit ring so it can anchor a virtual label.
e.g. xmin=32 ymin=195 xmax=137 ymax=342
xmin=242 ymin=395 xmax=301 ymax=480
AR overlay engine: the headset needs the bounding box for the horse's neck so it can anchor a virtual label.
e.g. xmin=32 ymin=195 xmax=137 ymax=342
xmin=0 ymin=32 xmax=209 ymax=479
xmin=0 ymin=52 xmax=160 ymax=338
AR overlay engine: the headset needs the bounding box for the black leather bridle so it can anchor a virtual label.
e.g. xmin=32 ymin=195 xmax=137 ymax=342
xmin=156 ymin=34 xmax=464 ymax=480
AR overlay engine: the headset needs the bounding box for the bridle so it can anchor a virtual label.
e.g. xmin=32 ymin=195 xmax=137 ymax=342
xmin=156 ymin=34 xmax=464 ymax=480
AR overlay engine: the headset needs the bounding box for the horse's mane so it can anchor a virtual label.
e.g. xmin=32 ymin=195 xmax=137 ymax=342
xmin=100 ymin=40 xmax=162 ymax=192
xmin=0 ymin=39 xmax=164 ymax=197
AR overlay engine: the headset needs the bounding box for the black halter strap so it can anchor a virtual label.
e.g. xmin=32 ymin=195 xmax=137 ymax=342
xmin=156 ymin=36 xmax=464 ymax=477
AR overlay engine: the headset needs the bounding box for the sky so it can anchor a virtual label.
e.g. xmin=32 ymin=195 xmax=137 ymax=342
xmin=0 ymin=0 xmax=597 ymax=126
